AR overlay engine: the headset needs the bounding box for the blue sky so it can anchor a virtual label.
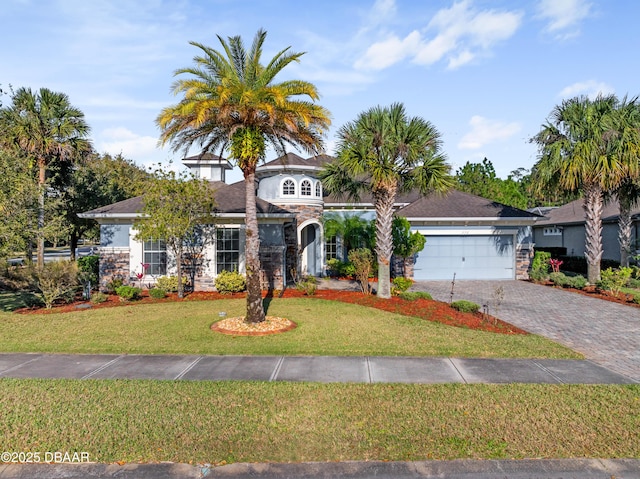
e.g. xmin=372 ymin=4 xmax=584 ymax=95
xmin=2 ymin=0 xmax=636 ymax=183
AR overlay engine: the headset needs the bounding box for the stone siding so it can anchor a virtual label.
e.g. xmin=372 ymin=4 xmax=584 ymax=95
xmin=259 ymin=245 xmax=285 ymax=290
xmin=99 ymin=248 xmax=130 ymax=291
xmin=516 ymin=243 xmax=534 ymax=280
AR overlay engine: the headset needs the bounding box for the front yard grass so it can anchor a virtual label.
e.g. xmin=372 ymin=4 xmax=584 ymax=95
xmin=0 ymin=298 xmax=579 ymax=358
xmin=0 ymin=379 xmax=637 ymax=463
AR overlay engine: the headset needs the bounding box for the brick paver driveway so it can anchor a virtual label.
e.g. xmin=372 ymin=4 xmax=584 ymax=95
xmin=412 ymin=280 xmax=640 ymax=382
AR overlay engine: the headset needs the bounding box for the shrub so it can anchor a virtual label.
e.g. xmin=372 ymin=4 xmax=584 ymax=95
xmin=215 ymin=269 xmax=246 ymax=294
xmin=115 ymin=285 xmax=142 ymax=301
xmin=340 ymin=262 xmax=356 ymax=278
xmin=528 ymin=268 xmax=548 ymax=283
xmin=451 ymin=300 xmax=480 ymax=314
xmin=148 ymin=288 xmax=167 ymax=299
xmin=632 ymin=293 xmax=640 ymax=305
xmin=597 ymin=267 xmax=633 ymax=295
xmin=627 ymin=277 xmax=640 ymax=289
xmin=104 ymin=276 xmax=125 ymax=294
xmin=391 ymin=277 xmax=413 ymax=295
xmin=326 ymin=258 xmax=344 ymax=277
xmin=77 ymin=255 xmax=99 ymax=287
xmin=295 ymin=276 xmax=317 ymax=296
xmin=566 ymin=275 xmax=588 ymax=289
xmin=530 ymin=251 xmax=550 ymax=281
xmin=348 ymin=248 xmax=374 ymax=294
xmin=155 ymin=275 xmax=188 ymax=293
xmin=549 ymin=271 xmax=569 ymax=287
xmin=34 ymin=260 xmax=79 ymax=309
xmin=399 ymin=291 xmax=432 ymax=301
xmin=90 ymin=291 xmax=108 ymax=304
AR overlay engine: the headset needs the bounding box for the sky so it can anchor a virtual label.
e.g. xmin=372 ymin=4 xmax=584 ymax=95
xmin=2 ymin=0 xmax=638 ymax=183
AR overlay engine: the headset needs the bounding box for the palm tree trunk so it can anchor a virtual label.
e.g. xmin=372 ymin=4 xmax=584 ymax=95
xmin=618 ymin=193 xmax=633 ymax=268
xmin=244 ymin=167 xmax=266 ymax=323
xmin=583 ymin=184 xmax=603 ymax=283
xmin=37 ymin=162 xmax=46 ymax=269
xmin=374 ymin=184 xmax=396 ymax=299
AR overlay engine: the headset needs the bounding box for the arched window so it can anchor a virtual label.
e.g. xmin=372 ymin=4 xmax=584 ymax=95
xmin=315 ymin=181 xmax=322 ymax=197
xmin=282 ymin=178 xmax=296 ymax=196
xmin=300 ymin=179 xmax=312 ymax=196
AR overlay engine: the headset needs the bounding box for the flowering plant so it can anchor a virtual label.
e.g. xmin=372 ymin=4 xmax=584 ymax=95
xmin=135 ymin=263 xmax=150 ymax=287
xmin=549 ymin=259 xmax=563 ymax=273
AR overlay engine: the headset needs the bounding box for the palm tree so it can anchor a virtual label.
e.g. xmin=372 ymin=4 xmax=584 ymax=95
xmin=321 ymin=103 xmax=453 ymax=298
xmin=531 ymin=95 xmax=640 ymax=282
xmin=0 ymin=87 xmax=91 ymax=268
xmin=157 ymin=29 xmax=331 ymax=323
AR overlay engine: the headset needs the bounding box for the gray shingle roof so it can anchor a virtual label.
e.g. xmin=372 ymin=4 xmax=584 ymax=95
xmin=535 ymin=198 xmax=640 ymax=225
xmin=258 ymin=152 xmax=333 ymax=170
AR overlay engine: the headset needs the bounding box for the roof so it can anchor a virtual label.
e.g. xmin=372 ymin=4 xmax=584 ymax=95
xmin=397 ymin=190 xmax=542 ymax=221
xmin=535 ymin=198 xmax=640 ymax=226
xmin=79 ymin=181 xmax=292 ymax=219
xmin=256 ymin=152 xmax=333 ymax=174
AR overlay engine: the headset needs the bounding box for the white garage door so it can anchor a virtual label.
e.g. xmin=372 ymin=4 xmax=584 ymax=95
xmin=413 ymin=235 xmax=514 ymax=280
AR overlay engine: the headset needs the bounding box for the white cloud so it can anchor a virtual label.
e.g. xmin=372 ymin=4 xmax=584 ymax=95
xmin=536 ymin=0 xmax=592 ymax=39
xmin=458 ymin=115 xmax=521 ymax=150
xmin=559 ymin=80 xmax=615 ymax=99
xmin=355 ymin=0 xmax=522 ymax=71
xmin=98 ymin=127 xmax=159 ymax=160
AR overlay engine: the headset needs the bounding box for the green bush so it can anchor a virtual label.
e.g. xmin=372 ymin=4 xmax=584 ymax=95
xmin=104 ymin=276 xmax=124 ymax=294
xmin=451 ymin=300 xmax=480 ymax=314
xmin=340 ymin=262 xmax=356 ymax=278
xmin=399 ymin=291 xmax=433 ymax=301
xmin=295 ymin=276 xmax=317 ymax=296
xmin=115 ymin=285 xmax=142 ymax=301
xmin=215 ymin=270 xmax=246 ymax=294
xmin=155 ymin=275 xmax=188 ymax=293
xmin=567 ymin=275 xmax=588 ymax=289
xmin=627 ymin=277 xmax=640 ymax=289
xmin=531 ymin=251 xmax=551 ymax=273
xmin=391 ymin=277 xmax=413 ymax=295
xmin=549 ymin=271 xmax=569 ymax=287
xmin=148 ymin=288 xmax=167 ymax=299
xmin=90 ymin=291 xmax=108 ymax=304
xmin=35 ymin=260 xmax=79 ymax=309
xmin=528 ymin=268 xmax=549 ymax=283
xmin=326 ymin=258 xmax=344 ymax=277
xmin=77 ymin=255 xmax=99 ymax=287
xmin=632 ymin=293 xmax=640 ymax=305
xmin=597 ymin=267 xmax=633 ymax=295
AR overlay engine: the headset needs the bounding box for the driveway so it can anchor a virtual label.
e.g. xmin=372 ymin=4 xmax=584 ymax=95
xmin=412 ymin=280 xmax=640 ymax=382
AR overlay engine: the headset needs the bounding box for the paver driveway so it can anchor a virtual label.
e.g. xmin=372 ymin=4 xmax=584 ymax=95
xmin=412 ymin=280 xmax=640 ymax=382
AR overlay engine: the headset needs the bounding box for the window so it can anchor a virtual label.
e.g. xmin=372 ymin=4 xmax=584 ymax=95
xmin=282 ymin=179 xmax=295 ymax=196
xmin=300 ymin=179 xmax=312 ymax=196
xmin=143 ymin=239 xmax=167 ymax=275
xmin=315 ymin=181 xmax=321 ymax=197
xmin=543 ymin=227 xmax=562 ymax=236
xmin=216 ymin=228 xmax=240 ymax=274
xmin=325 ymin=235 xmax=339 ymax=261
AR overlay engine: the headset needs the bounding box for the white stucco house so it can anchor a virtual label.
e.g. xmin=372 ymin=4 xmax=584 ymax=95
xmin=80 ymin=153 xmax=542 ymax=290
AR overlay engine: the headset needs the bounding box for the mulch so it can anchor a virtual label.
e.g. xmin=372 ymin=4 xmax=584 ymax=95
xmin=15 ymin=288 xmax=527 ymax=335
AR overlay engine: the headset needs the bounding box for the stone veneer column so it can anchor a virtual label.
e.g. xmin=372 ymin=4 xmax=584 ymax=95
xmin=516 ymin=243 xmax=534 ymax=280
xmin=98 ymin=248 xmax=130 ymax=291
xmin=259 ymin=245 xmax=285 ymax=290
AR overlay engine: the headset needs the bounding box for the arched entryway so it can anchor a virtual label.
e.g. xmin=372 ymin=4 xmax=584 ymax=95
xmin=298 ymin=221 xmax=323 ymax=276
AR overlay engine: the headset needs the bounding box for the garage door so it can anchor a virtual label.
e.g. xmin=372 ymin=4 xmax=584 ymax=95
xmin=413 ymin=235 xmax=514 ymax=280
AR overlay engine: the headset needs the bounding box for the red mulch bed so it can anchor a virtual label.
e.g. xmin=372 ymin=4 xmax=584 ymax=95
xmin=16 ymin=289 xmax=527 ymax=335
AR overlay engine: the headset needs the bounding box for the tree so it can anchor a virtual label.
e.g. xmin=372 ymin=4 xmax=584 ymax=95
xmin=0 ymin=87 xmax=91 ymax=268
xmin=531 ymin=95 xmax=640 ymax=282
xmin=392 ymin=216 xmax=426 ymax=278
xmin=65 ymin=153 xmax=151 ymax=259
xmin=322 ymin=212 xmax=375 ymax=257
xmin=321 ymin=103 xmax=452 ymax=298
xmin=134 ymin=167 xmax=217 ymax=298
xmin=156 ymin=29 xmax=331 ymax=322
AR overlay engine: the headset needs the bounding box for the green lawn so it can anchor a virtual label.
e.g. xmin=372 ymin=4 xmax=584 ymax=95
xmin=0 ymin=297 xmax=579 ymax=358
xmin=0 ymin=379 xmax=637 ymax=463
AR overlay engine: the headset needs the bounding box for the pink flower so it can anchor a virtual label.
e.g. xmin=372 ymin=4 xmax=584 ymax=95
xmin=549 ymin=259 xmax=563 ymax=273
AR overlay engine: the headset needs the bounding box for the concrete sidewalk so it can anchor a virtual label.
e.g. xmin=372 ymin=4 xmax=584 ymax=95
xmin=2 ymin=458 xmax=640 ymax=479
xmin=0 ymin=353 xmax=635 ymax=384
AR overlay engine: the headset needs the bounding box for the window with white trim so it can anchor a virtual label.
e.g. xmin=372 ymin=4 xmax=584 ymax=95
xmin=543 ymin=227 xmax=562 ymax=236
xmin=143 ymin=239 xmax=167 ymax=275
xmin=300 ymin=179 xmax=312 ymax=196
xmin=282 ymin=179 xmax=295 ymax=196
xmin=325 ymin=235 xmax=339 ymax=261
xmin=216 ymin=228 xmax=240 ymax=274
xmin=315 ymin=181 xmax=321 ymax=197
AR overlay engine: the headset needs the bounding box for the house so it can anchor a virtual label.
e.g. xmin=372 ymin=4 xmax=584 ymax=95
xmin=80 ymin=153 xmax=542 ymax=290
xmin=532 ymin=198 xmax=640 ymax=262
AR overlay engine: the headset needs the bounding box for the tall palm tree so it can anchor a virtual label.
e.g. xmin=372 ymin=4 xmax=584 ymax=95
xmin=0 ymin=87 xmax=91 ymax=268
xmin=532 ymin=95 xmax=639 ymax=282
xmin=321 ymin=103 xmax=452 ymax=298
xmin=157 ymin=29 xmax=331 ymax=323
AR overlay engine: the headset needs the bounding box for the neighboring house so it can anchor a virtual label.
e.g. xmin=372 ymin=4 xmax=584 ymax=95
xmin=80 ymin=153 xmax=542 ymax=291
xmin=532 ymin=199 xmax=640 ymax=262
